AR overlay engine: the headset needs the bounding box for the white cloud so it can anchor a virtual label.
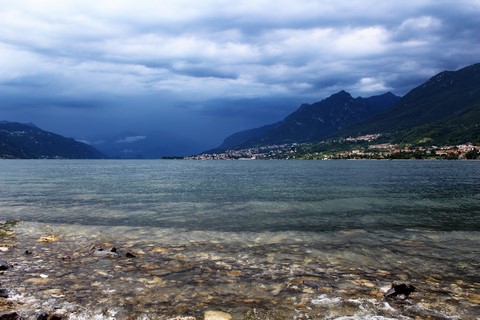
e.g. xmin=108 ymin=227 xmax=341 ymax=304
xmin=356 ymin=77 xmax=389 ymax=93
xmin=333 ymin=26 xmax=390 ymax=57
xmin=0 ymin=0 xmax=479 ymax=104
xmin=116 ymin=135 xmax=147 ymax=144
xmin=399 ymin=16 xmax=442 ymax=30
xmin=0 ymin=44 xmax=40 ymax=80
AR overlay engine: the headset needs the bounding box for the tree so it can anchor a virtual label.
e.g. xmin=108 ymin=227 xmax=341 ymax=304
xmin=465 ymin=149 xmax=479 ymax=159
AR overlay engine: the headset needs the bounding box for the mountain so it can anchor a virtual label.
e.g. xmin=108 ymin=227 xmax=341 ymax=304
xmin=0 ymin=121 xmax=104 ymax=159
xmin=212 ymin=91 xmax=400 ymax=151
xmin=214 ymin=122 xmax=281 ymax=150
xmin=339 ymin=63 xmax=480 ymax=145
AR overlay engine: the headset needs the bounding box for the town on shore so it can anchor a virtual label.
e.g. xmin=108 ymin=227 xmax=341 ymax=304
xmin=183 ymin=134 xmax=480 ymax=160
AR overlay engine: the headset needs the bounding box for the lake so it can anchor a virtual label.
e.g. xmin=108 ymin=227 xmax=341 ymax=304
xmin=0 ymin=160 xmax=479 ymax=319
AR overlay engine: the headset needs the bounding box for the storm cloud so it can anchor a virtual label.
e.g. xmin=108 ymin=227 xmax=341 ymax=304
xmin=1 ymin=0 xmax=479 ymax=155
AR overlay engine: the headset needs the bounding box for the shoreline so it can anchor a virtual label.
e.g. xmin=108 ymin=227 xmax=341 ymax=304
xmin=1 ymin=222 xmax=479 ymax=319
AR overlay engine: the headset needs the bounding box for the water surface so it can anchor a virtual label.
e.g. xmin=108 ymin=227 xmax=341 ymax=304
xmin=0 ymin=160 xmax=479 ymax=319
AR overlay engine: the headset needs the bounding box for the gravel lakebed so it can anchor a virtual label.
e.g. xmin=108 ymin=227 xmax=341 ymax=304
xmin=0 ymin=222 xmax=479 ymax=319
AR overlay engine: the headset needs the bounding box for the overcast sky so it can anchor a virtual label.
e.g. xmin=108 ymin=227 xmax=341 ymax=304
xmin=1 ymin=0 xmax=479 ymax=154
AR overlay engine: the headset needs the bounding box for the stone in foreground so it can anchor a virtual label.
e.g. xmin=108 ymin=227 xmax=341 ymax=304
xmin=384 ymin=282 xmax=416 ymax=300
xmin=204 ymin=310 xmax=232 ymax=320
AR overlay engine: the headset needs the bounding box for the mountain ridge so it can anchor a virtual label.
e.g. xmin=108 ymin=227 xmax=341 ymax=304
xmin=211 ymin=91 xmax=400 ymax=152
xmin=209 ymin=62 xmax=480 ymax=154
xmin=0 ymin=121 xmax=105 ymax=159
xmin=337 ymin=63 xmax=480 ymax=145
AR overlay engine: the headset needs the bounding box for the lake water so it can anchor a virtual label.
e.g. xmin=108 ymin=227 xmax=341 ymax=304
xmin=0 ymin=160 xmax=479 ymax=319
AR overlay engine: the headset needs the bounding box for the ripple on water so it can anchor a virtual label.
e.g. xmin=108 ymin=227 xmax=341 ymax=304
xmin=0 ymin=222 xmax=478 ymax=319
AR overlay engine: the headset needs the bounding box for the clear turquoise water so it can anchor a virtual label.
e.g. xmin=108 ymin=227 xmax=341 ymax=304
xmin=1 ymin=160 xmax=479 ymax=232
xmin=0 ymin=160 xmax=479 ymax=319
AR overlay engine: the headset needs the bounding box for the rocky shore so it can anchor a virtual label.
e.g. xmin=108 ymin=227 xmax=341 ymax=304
xmin=0 ymin=222 xmax=479 ymax=319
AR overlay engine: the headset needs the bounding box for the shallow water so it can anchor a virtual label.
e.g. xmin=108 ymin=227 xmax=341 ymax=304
xmin=0 ymin=160 xmax=479 ymax=319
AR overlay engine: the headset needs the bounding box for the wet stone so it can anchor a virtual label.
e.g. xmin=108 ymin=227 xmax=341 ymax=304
xmin=353 ymin=279 xmax=376 ymax=288
xmin=35 ymin=312 xmax=48 ymax=320
xmin=0 ymin=262 xmax=9 ymax=271
xmin=226 ymin=270 xmax=241 ymax=277
xmin=24 ymin=278 xmax=52 ymax=285
xmin=0 ymin=289 xmax=8 ymax=299
xmin=303 ymin=280 xmax=329 ymax=289
xmin=37 ymin=235 xmax=60 ymax=243
xmin=204 ymin=310 xmax=232 ymax=320
xmin=93 ymin=250 xmax=119 ymax=258
xmin=0 ymin=312 xmax=19 ymax=320
xmin=151 ymin=247 xmax=169 ymax=254
xmin=468 ymin=293 xmax=480 ymax=304
xmin=384 ymin=282 xmax=416 ymax=300
xmin=270 ymin=284 xmax=284 ymax=296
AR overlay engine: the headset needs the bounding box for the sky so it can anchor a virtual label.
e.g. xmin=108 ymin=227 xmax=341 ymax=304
xmin=1 ymin=0 xmax=480 ymax=156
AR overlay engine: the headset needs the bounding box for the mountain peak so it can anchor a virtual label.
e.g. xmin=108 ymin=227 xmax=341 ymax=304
xmin=330 ymin=90 xmax=352 ymax=99
xmin=381 ymin=91 xmax=396 ymax=97
xmin=338 ymin=62 xmax=480 ymax=145
xmin=212 ymin=90 xmax=399 ymax=151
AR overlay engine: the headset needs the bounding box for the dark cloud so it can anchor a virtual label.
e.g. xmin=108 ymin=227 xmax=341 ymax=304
xmin=0 ymin=0 xmax=479 ymax=155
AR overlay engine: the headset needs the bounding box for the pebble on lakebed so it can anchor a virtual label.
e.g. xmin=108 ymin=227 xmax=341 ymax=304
xmin=37 ymin=234 xmax=60 ymax=243
xmin=204 ymin=310 xmax=233 ymax=320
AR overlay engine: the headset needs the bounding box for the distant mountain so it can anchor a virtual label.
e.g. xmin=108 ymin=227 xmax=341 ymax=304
xmin=0 ymin=121 xmax=104 ymax=159
xmin=94 ymin=131 xmax=210 ymax=159
xmin=212 ymin=91 xmax=400 ymax=151
xmin=214 ymin=122 xmax=281 ymax=151
xmin=339 ymin=63 xmax=480 ymax=145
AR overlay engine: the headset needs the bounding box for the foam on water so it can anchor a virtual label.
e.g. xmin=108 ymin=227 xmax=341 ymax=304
xmin=311 ymin=294 xmax=343 ymax=305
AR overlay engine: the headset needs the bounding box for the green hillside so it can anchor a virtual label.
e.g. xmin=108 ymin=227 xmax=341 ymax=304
xmin=0 ymin=121 xmax=105 ymax=159
xmin=339 ymin=63 xmax=480 ymax=145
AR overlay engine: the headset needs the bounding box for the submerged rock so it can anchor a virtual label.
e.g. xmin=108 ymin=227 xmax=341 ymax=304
xmin=35 ymin=312 xmax=49 ymax=320
xmin=93 ymin=249 xmax=119 ymax=258
xmin=33 ymin=312 xmax=62 ymax=320
xmin=0 ymin=261 xmax=9 ymax=271
xmin=384 ymin=282 xmax=416 ymax=300
xmin=0 ymin=289 xmax=8 ymax=298
xmin=37 ymin=234 xmax=60 ymax=243
xmin=467 ymin=293 xmax=480 ymax=304
xmin=204 ymin=310 xmax=232 ymax=320
xmin=0 ymin=312 xmax=20 ymax=320
xmin=303 ymin=280 xmax=326 ymax=289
